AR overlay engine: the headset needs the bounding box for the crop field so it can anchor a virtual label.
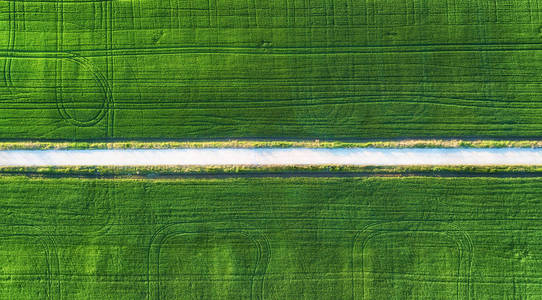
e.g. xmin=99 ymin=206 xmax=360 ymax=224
xmin=0 ymin=175 xmax=541 ymax=298
xmin=3 ymin=0 xmax=542 ymax=299
xmin=2 ymin=1 xmax=542 ymax=139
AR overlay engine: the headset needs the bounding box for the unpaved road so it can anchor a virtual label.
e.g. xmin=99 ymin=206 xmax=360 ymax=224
xmin=1 ymin=148 xmax=542 ymax=166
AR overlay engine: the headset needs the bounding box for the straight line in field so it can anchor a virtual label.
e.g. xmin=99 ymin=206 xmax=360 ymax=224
xmin=2 ymin=42 xmax=542 ymax=59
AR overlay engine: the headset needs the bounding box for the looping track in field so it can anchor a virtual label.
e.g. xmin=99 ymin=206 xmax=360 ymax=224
xmin=352 ymin=221 xmax=473 ymax=299
xmin=0 ymin=51 xmax=113 ymax=127
xmin=54 ymin=55 xmax=112 ymax=128
xmin=0 ymin=225 xmax=61 ymax=300
xmin=3 ymin=0 xmax=113 ymax=130
xmin=147 ymin=222 xmax=270 ymax=300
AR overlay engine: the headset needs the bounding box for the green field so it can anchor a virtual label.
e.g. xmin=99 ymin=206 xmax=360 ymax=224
xmin=3 ymin=0 xmax=542 ymax=298
xmin=3 ymin=1 xmax=542 ymax=139
xmin=1 ymin=175 xmax=542 ymax=298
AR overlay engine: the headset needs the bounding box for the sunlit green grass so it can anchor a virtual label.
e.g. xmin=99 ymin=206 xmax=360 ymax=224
xmin=0 ymin=176 xmax=541 ymax=298
xmin=1 ymin=1 xmax=542 ymax=140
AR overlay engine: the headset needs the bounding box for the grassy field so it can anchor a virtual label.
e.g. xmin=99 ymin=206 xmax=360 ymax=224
xmin=3 ymin=1 xmax=542 ymax=140
xmin=0 ymin=175 xmax=542 ymax=298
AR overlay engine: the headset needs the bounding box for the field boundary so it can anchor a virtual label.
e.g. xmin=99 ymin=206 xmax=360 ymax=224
xmin=4 ymin=165 xmax=542 ymax=179
xmin=1 ymin=139 xmax=542 ymax=150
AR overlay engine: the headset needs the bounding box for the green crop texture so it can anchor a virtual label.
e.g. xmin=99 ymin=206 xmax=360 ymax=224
xmin=2 ymin=1 xmax=542 ymax=140
xmin=1 ymin=175 xmax=542 ymax=299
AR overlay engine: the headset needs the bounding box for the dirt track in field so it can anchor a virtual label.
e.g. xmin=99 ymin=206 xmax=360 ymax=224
xmin=3 ymin=148 xmax=542 ymax=166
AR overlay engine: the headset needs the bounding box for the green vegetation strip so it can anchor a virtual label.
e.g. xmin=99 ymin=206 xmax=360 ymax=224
xmin=2 ymin=139 xmax=542 ymax=150
xmin=1 ymin=176 xmax=541 ymax=298
xmin=2 ymin=165 xmax=542 ymax=178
